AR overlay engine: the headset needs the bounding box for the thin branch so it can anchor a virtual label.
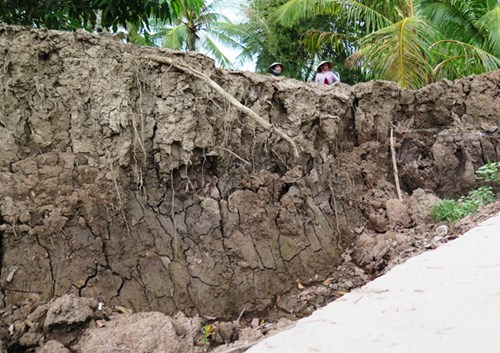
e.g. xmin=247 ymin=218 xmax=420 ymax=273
xmin=146 ymin=55 xmax=300 ymax=159
xmin=390 ymin=128 xmax=402 ymax=201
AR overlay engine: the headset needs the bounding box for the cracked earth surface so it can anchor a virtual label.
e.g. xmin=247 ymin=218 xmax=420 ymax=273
xmin=0 ymin=25 xmax=499 ymax=352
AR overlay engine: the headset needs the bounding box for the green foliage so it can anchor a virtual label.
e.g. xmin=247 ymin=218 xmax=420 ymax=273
xmin=432 ymin=199 xmax=462 ymax=223
xmin=418 ymin=0 xmax=500 ymax=57
xmin=359 ymin=15 xmax=436 ymax=88
xmin=127 ymin=22 xmax=162 ymax=46
xmin=432 ymin=186 xmax=495 ymax=223
xmin=430 ymin=40 xmax=500 ymax=80
xmin=133 ymin=0 xmax=242 ymax=67
xmin=476 ymin=161 xmax=500 ymax=184
xmin=469 ymin=186 xmax=495 ymax=204
xmin=227 ymin=0 xmax=318 ymax=80
xmin=432 ymin=161 xmax=499 ymax=223
xmin=422 ymin=0 xmax=500 ymax=81
xmin=0 ymin=0 xmax=201 ymax=32
xmin=229 ymin=0 xmax=368 ymax=82
xmin=203 ymin=323 xmax=215 ymax=350
xmin=270 ymin=0 xmax=500 ymax=88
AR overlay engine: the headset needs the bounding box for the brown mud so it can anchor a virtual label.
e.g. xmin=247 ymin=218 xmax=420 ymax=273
xmin=0 ymin=25 xmax=499 ymax=352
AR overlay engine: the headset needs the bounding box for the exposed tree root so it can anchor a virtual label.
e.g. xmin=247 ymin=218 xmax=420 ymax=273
xmin=146 ymin=55 xmax=300 ymax=160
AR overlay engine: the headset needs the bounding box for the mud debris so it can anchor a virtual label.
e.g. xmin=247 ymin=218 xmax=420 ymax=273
xmin=0 ymin=25 xmax=499 ymax=352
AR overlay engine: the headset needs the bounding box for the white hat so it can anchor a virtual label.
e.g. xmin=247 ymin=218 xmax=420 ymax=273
xmin=268 ymin=62 xmax=284 ymax=73
xmin=316 ymin=61 xmax=335 ymax=72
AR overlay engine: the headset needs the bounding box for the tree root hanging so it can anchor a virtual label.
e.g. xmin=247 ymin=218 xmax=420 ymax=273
xmin=145 ymin=55 xmax=300 ymax=159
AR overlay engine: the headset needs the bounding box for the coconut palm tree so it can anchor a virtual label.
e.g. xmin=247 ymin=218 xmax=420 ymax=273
xmin=272 ymin=0 xmax=500 ymax=88
xmin=160 ymin=0 xmax=244 ymax=67
xmin=224 ymin=1 xmax=321 ymax=80
xmin=417 ymin=0 xmax=500 ymax=80
xmin=223 ymin=0 xmax=360 ymax=81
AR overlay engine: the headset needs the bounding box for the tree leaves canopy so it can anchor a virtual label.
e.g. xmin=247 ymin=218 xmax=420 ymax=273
xmin=158 ymin=0 xmax=243 ymax=67
xmin=360 ymin=16 xmax=435 ymax=88
xmin=0 ymin=0 xmax=201 ymax=31
xmin=227 ymin=0 xmax=368 ymax=82
xmin=271 ymin=0 xmax=500 ymax=87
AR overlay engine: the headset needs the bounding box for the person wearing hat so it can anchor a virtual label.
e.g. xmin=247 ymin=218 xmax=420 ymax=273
xmin=268 ymin=62 xmax=284 ymax=77
xmin=315 ymin=61 xmax=340 ymax=85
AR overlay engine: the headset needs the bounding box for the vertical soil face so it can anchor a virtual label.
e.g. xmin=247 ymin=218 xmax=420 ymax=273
xmin=0 ymin=25 xmax=499 ymax=319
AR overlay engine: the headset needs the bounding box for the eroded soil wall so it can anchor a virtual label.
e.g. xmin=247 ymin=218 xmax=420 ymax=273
xmin=0 ymin=26 xmax=499 ymax=319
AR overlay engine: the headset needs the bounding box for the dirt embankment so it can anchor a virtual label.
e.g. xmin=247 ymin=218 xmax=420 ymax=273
xmin=0 ymin=24 xmax=499 ymax=339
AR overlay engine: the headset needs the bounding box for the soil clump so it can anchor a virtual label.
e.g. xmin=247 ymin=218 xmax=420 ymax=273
xmin=0 ymin=25 xmax=498 ymax=352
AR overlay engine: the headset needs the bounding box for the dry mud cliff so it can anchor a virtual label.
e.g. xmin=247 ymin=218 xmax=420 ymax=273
xmin=0 ymin=24 xmax=499 ymax=330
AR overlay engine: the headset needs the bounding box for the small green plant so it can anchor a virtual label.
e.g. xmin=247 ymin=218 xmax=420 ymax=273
xmin=203 ymin=323 xmax=215 ymax=351
xmin=476 ymin=161 xmax=500 ymax=184
xmin=433 ymin=162 xmax=498 ymax=223
xmin=469 ymin=186 xmax=495 ymax=204
xmin=432 ymin=199 xmax=462 ymax=223
xmin=457 ymin=195 xmax=479 ymax=215
xmin=432 ymin=186 xmax=494 ymax=223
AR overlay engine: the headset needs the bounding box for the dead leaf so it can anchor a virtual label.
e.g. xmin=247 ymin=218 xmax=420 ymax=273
xmin=335 ymin=291 xmax=349 ymax=296
xmin=322 ymin=278 xmax=333 ymax=286
xmin=205 ymin=324 xmax=216 ymax=337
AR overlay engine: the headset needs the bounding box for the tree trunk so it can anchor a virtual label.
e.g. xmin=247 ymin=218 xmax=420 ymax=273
xmin=188 ymin=25 xmax=196 ymax=51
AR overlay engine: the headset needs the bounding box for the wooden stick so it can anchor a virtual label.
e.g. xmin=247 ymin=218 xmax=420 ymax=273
xmin=235 ymin=306 xmax=246 ymax=324
xmin=146 ymin=55 xmax=300 ymax=159
xmin=390 ymin=128 xmax=403 ymax=201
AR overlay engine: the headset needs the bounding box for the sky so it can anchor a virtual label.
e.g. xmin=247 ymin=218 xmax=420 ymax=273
xmin=213 ymin=0 xmax=257 ymax=71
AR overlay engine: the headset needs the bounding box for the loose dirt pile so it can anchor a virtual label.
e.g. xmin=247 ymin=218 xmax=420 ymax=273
xmin=0 ymin=25 xmax=498 ymax=352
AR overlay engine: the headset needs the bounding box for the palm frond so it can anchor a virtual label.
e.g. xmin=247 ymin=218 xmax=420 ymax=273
xmin=359 ymin=16 xmax=435 ymax=88
xmin=302 ymin=29 xmax=357 ymax=51
xmin=486 ymin=0 xmax=498 ymax=12
xmin=338 ymin=0 xmax=396 ymax=31
xmin=272 ymin=0 xmax=393 ymax=32
xmin=201 ymin=35 xmax=232 ymax=67
xmin=345 ymin=51 xmax=363 ymax=70
xmin=209 ymin=21 xmax=245 ymax=50
xmin=476 ymin=5 xmax=500 ymax=56
xmin=431 ymin=39 xmax=500 ymax=78
xmin=163 ymin=23 xmax=189 ymax=50
xmin=201 ymin=0 xmax=226 ymax=13
xmin=244 ymin=7 xmax=273 ymax=37
xmin=417 ymin=0 xmax=485 ymax=44
xmin=198 ymin=12 xmax=224 ymax=27
xmin=431 ymin=55 xmax=462 ymax=77
xmin=271 ymin=0 xmax=326 ymax=27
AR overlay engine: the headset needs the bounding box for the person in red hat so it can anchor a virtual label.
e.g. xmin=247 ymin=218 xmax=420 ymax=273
xmin=314 ymin=61 xmax=340 ymax=85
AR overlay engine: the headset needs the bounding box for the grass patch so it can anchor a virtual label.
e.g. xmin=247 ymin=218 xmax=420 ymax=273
xmin=432 ymin=161 xmax=499 ymax=223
